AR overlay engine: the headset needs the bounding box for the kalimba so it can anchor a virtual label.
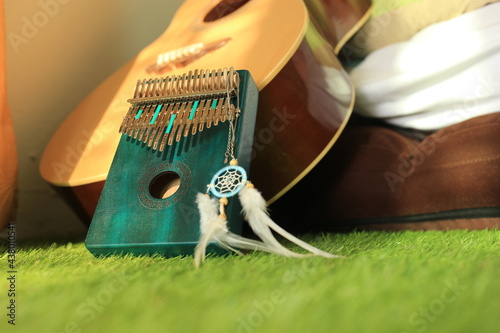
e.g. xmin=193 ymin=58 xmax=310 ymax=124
xmin=85 ymin=68 xmax=258 ymax=257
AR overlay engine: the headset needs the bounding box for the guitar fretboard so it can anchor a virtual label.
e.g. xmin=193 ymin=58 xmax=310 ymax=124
xmin=119 ymin=67 xmax=240 ymax=151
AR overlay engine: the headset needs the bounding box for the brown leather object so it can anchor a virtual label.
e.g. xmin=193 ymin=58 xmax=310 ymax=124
xmin=272 ymin=112 xmax=500 ymax=231
xmin=0 ymin=0 xmax=18 ymax=231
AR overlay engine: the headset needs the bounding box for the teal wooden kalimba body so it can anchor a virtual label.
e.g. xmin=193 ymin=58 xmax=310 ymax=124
xmin=85 ymin=68 xmax=258 ymax=257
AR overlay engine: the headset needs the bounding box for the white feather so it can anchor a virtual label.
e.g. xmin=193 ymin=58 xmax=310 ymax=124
xmin=194 ymin=193 xmax=281 ymax=266
xmin=239 ymin=186 xmax=341 ymax=259
xmin=194 ymin=193 xmax=228 ymax=267
xmin=194 ymin=185 xmax=341 ymax=267
xmin=194 ymin=192 xmax=306 ymax=267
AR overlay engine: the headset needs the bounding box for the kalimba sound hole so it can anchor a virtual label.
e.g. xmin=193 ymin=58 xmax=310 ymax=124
xmin=149 ymin=171 xmax=181 ymax=199
xmin=204 ymin=0 xmax=250 ymax=22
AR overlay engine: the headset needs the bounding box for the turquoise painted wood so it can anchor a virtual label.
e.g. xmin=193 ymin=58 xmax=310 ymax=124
xmin=85 ymin=70 xmax=258 ymax=258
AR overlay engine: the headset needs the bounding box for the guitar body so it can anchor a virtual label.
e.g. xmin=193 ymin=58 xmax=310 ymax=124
xmin=0 ymin=0 xmax=18 ymax=230
xmin=40 ymin=0 xmax=372 ymax=224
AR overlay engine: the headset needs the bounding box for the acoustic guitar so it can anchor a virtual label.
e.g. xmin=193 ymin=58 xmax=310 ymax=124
xmin=0 ymin=0 xmax=18 ymax=231
xmin=39 ymin=0 xmax=372 ymax=224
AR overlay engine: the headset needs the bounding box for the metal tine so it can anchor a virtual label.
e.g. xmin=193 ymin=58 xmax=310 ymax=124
xmin=159 ymin=76 xmax=168 ymax=96
xmin=163 ymin=75 xmax=173 ymax=96
xmin=210 ymin=69 xmax=217 ymax=92
xmin=191 ymin=69 xmax=197 ymax=94
xmin=174 ymin=102 xmax=190 ymax=143
xmin=167 ymin=103 xmax=183 ymax=146
xmin=144 ymin=102 xmax=163 ymax=144
xmin=151 ymin=79 xmax=159 ymax=98
xmin=136 ymin=79 xmax=143 ymax=98
xmin=163 ymin=103 xmax=179 ymax=146
xmin=137 ymin=106 xmax=153 ymax=142
xmin=182 ymin=72 xmax=190 ymax=94
xmin=137 ymin=79 xmax=146 ymax=98
xmin=206 ymin=97 xmax=216 ymax=129
xmin=153 ymin=78 xmax=161 ymax=96
xmin=189 ymin=101 xmax=199 ymax=137
xmin=158 ymin=104 xmax=175 ymax=151
xmin=131 ymin=104 xmax=150 ymax=139
xmin=141 ymin=102 xmax=162 ymax=143
xmin=197 ymin=98 xmax=211 ymax=133
xmin=155 ymin=78 xmax=166 ymax=98
xmin=175 ymin=71 xmax=194 ymax=138
xmin=199 ymin=69 xmax=205 ymax=92
xmin=191 ymin=99 xmax=203 ymax=135
xmin=209 ymin=69 xmax=220 ymax=128
xmin=184 ymin=72 xmax=190 ymax=93
xmin=208 ymin=68 xmax=223 ymax=127
xmin=198 ymin=69 xmax=205 ymax=93
xmin=196 ymin=69 xmax=205 ymax=93
xmin=169 ymin=76 xmax=177 ymax=95
xmin=139 ymin=79 xmax=148 ymax=98
xmin=186 ymin=70 xmax=192 ymax=94
xmin=119 ymin=105 xmax=139 ymax=134
xmin=145 ymin=79 xmax=155 ymax=98
xmin=136 ymin=103 xmax=155 ymax=140
xmin=223 ymin=67 xmax=229 ymax=91
xmin=147 ymin=103 xmax=165 ymax=148
xmin=177 ymin=74 xmax=184 ymax=95
xmin=173 ymin=74 xmax=182 ymax=95
xmin=127 ymin=105 xmax=141 ymax=137
xmin=146 ymin=79 xmax=153 ymax=96
xmin=213 ymin=69 xmax=219 ymax=91
xmin=232 ymin=67 xmax=239 ymax=91
xmin=190 ymin=69 xmax=198 ymax=94
xmin=196 ymin=69 xmax=202 ymax=93
xmin=194 ymin=69 xmax=201 ymax=94
xmin=211 ymin=98 xmax=222 ymax=127
xmin=132 ymin=79 xmax=141 ymax=99
xmin=121 ymin=79 xmax=144 ymax=134
xmin=152 ymin=102 xmax=175 ymax=150
xmin=213 ymin=67 xmax=227 ymax=125
xmin=201 ymin=70 xmax=212 ymax=128
xmin=160 ymin=77 xmax=167 ymax=95
xmin=177 ymin=74 xmax=185 ymax=94
xmin=204 ymin=69 xmax=211 ymax=92
xmin=159 ymin=102 xmax=183 ymax=151
xmin=229 ymin=67 xmax=235 ymax=90
xmin=217 ymin=68 xmax=223 ymax=90
xmin=207 ymin=71 xmax=214 ymax=92
xmin=183 ymin=100 xmax=197 ymax=137
xmin=137 ymin=78 xmax=164 ymax=144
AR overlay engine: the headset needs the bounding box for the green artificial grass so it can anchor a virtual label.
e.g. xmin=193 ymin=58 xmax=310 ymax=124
xmin=1 ymin=229 xmax=499 ymax=333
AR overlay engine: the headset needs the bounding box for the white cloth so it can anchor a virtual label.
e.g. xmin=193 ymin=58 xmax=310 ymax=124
xmin=349 ymin=3 xmax=500 ymax=130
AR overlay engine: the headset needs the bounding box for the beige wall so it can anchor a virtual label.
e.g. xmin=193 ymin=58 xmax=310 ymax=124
xmin=4 ymin=0 xmax=184 ymax=239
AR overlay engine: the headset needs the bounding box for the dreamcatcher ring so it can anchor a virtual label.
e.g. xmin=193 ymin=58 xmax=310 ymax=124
xmin=208 ymin=164 xmax=247 ymax=198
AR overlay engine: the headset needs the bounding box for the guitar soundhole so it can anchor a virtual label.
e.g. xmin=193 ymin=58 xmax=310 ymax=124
xmin=204 ymin=0 xmax=250 ymax=22
xmin=149 ymin=171 xmax=181 ymax=200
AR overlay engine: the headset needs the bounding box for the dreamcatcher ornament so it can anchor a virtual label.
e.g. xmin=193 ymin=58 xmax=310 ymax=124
xmin=194 ymin=158 xmax=340 ymax=267
xmin=193 ymin=69 xmax=340 ymax=267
